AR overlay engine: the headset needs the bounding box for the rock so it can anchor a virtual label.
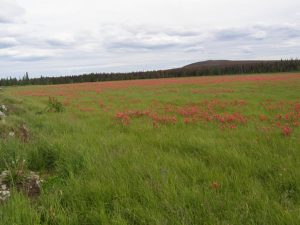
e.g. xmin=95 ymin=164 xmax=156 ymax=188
xmin=24 ymin=172 xmax=41 ymax=198
xmin=0 ymin=111 xmax=6 ymax=118
xmin=0 ymin=168 xmax=42 ymax=202
xmin=0 ymin=105 xmax=7 ymax=112
xmin=0 ymin=171 xmax=10 ymax=202
xmin=0 ymin=189 xmax=10 ymax=202
xmin=19 ymin=125 xmax=30 ymax=142
xmin=0 ymin=170 xmax=10 ymax=184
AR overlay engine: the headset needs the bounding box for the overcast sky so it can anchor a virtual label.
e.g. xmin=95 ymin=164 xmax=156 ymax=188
xmin=0 ymin=0 xmax=299 ymax=78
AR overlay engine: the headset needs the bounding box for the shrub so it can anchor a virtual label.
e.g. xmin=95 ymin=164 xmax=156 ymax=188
xmin=46 ymin=97 xmax=64 ymax=113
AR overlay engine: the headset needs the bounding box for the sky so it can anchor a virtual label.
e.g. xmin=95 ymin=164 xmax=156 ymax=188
xmin=0 ymin=0 xmax=299 ymax=78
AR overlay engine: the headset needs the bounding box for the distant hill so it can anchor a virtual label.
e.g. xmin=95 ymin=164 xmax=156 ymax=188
xmin=1 ymin=59 xmax=299 ymax=86
xmin=183 ymin=60 xmax=278 ymax=69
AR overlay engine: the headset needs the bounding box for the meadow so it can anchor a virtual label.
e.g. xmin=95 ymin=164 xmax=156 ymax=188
xmin=0 ymin=73 xmax=300 ymax=225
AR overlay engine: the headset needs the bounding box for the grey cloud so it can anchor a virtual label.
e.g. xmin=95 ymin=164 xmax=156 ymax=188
xmin=0 ymin=15 xmax=11 ymax=23
xmin=165 ymin=30 xmax=201 ymax=37
xmin=0 ymin=2 xmax=25 ymax=24
xmin=0 ymin=52 xmax=50 ymax=62
xmin=0 ymin=43 xmax=15 ymax=49
xmin=140 ymin=28 xmax=202 ymax=38
xmin=214 ymin=24 xmax=300 ymax=43
xmin=45 ymin=38 xmax=74 ymax=48
xmin=239 ymin=46 xmax=254 ymax=54
xmin=12 ymin=55 xmax=49 ymax=62
xmin=183 ymin=45 xmax=205 ymax=53
xmin=267 ymin=26 xmax=300 ymax=38
xmin=0 ymin=38 xmax=19 ymax=49
xmin=89 ymin=23 xmax=300 ymax=57
xmin=0 ymin=46 xmax=53 ymax=62
xmin=46 ymin=39 xmax=69 ymax=47
xmin=108 ymin=40 xmax=182 ymax=51
xmin=102 ymin=25 xmax=205 ymax=52
xmin=214 ymin=27 xmax=267 ymax=41
xmin=215 ymin=29 xmax=251 ymax=41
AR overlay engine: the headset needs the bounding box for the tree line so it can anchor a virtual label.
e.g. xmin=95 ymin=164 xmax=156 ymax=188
xmin=0 ymin=59 xmax=299 ymax=86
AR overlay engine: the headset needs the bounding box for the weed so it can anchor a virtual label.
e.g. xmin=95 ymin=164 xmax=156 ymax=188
xmin=46 ymin=97 xmax=64 ymax=113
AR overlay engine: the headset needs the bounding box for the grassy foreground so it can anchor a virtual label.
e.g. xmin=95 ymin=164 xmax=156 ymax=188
xmin=0 ymin=73 xmax=300 ymax=225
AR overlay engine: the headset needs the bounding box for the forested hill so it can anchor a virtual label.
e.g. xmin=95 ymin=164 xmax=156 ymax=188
xmin=1 ymin=59 xmax=300 ymax=86
xmin=183 ymin=60 xmax=277 ymax=68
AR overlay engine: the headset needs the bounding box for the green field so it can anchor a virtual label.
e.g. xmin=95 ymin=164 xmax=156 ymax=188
xmin=0 ymin=73 xmax=300 ymax=225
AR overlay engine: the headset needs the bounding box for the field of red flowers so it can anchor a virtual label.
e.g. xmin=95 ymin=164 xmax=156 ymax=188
xmin=113 ymin=99 xmax=300 ymax=136
xmin=4 ymin=72 xmax=300 ymax=224
xmin=15 ymin=73 xmax=300 ymax=137
xmin=16 ymin=73 xmax=300 ymax=97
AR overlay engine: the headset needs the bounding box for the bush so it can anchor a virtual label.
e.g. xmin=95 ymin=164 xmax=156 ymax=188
xmin=46 ymin=97 xmax=64 ymax=113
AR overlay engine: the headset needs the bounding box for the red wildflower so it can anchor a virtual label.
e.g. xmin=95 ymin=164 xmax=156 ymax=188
xmin=285 ymin=113 xmax=289 ymax=121
xmin=282 ymin=126 xmax=292 ymax=136
xmin=115 ymin=112 xmax=130 ymax=126
xmin=259 ymin=115 xmax=267 ymax=121
xmin=210 ymin=181 xmax=221 ymax=189
xmin=275 ymin=114 xmax=283 ymax=120
xmin=177 ymin=106 xmax=198 ymax=117
xmin=229 ymin=124 xmax=236 ymax=129
xmin=153 ymin=121 xmax=159 ymax=128
xmin=184 ymin=118 xmax=192 ymax=124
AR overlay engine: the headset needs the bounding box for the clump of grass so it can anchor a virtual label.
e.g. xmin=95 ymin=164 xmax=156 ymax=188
xmin=27 ymin=143 xmax=59 ymax=171
xmin=46 ymin=97 xmax=64 ymax=113
xmin=3 ymin=158 xmax=27 ymax=189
